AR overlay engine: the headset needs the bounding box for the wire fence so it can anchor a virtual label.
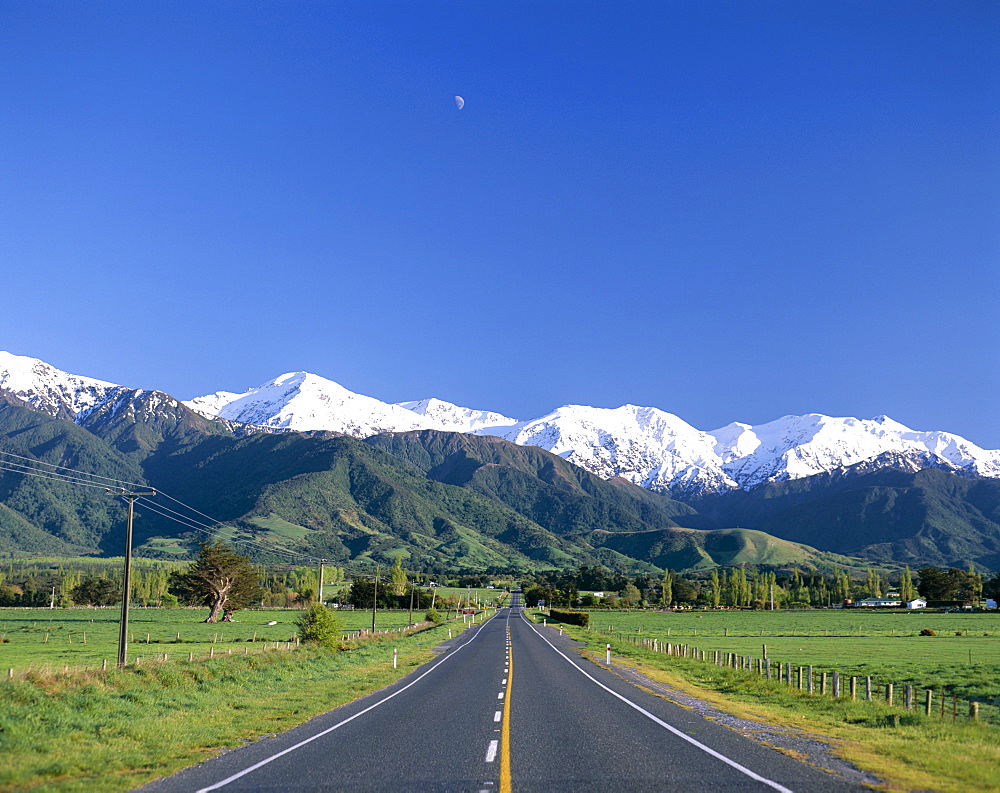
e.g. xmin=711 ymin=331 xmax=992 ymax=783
xmin=599 ymin=628 xmax=1000 ymax=727
xmin=2 ymin=609 xmax=495 ymax=683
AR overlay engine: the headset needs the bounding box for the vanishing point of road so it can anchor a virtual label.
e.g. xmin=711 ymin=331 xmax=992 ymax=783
xmin=142 ymin=592 xmax=868 ymax=792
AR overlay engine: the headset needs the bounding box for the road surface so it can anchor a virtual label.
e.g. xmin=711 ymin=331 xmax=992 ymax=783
xmin=142 ymin=593 xmax=868 ymax=792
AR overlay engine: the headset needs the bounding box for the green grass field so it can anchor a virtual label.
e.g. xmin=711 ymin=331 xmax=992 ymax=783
xmin=0 ymin=607 xmax=458 ymax=673
xmin=562 ymin=608 xmax=1000 ymax=706
xmin=0 ymin=620 xmax=470 ymax=793
xmin=540 ymin=614 xmax=1000 ymax=793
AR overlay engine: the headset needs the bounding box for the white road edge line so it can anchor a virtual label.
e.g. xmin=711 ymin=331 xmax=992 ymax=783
xmin=193 ymin=610 xmax=503 ymax=792
xmin=516 ymin=609 xmax=795 ymax=793
xmin=485 ymin=740 xmax=499 ymax=762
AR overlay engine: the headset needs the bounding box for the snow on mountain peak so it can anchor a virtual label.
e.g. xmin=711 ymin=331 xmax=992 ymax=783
xmin=395 ymin=397 xmax=518 ymax=433
xmin=708 ymin=413 xmax=1000 ymax=487
xmin=3 ymin=350 xmax=997 ymax=495
xmin=0 ymin=351 xmax=119 ymax=418
xmin=183 ymin=371 xmax=427 ymax=436
xmin=475 ymin=403 xmax=736 ymax=494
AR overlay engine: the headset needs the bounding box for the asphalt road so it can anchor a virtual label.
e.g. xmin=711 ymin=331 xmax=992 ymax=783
xmin=141 ymin=594 xmax=869 ymax=792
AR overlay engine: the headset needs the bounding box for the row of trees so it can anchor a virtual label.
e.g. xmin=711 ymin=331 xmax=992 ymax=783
xmin=523 ymin=564 xmax=998 ymax=610
xmin=4 ymin=552 xmax=998 ymax=617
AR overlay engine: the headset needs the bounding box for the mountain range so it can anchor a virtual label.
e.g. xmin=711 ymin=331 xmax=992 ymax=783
xmin=1 ymin=350 xmax=998 ymax=572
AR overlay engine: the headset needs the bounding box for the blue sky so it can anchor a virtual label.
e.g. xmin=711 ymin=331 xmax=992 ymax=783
xmin=2 ymin=1 xmax=997 ymax=446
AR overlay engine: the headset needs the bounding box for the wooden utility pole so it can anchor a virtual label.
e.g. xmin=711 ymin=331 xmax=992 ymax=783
xmin=107 ymin=488 xmax=156 ymax=668
xmin=317 ymin=559 xmax=325 ymax=605
xmin=371 ymin=565 xmax=380 ymax=633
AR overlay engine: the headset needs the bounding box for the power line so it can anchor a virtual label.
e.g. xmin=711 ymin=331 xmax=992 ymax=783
xmin=0 ymin=461 xmax=112 ymax=491
xmin=0 ymin=449 xmax=331 ymax=565
xmin=134 ymin=497 xmax=311 ymax=562
xmin=0 ymin=449 xmax=144 ymax=489
xmin=0 ymin=449 xmax=398 ymax=579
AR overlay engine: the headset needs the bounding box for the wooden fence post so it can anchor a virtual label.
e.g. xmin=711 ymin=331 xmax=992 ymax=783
xmin=905 ymin=685 xmax=914 ymax=711
xmin=887 ymin=683 xmax=894 ymax=707
xmin=832 ymin=671 xmax=840 ymax=698
xmin=808 ymin=665 xmax=814 ymax=694
xmin=850 ymin=676 xmax=857 ymax=701
xmin=865 ymin=676 xmax=872 ymax=701
xmin=925 ymin=689 xmax=933 ymax=716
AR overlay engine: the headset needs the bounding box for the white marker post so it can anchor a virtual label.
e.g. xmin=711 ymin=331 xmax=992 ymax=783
xmin=606 ymin=644 xmax=611 ymax=665
xmin=393 ymin=649 xmax=398 ymax=669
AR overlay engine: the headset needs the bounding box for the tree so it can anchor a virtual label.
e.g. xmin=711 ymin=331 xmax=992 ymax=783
xmin=620 ymin=583 xmax=642 ymax=607
xmin=709 ymin=569 xmax=722 ymax=608
xmin=983 ymin=571 xmax=1000 ymax=602
xmin=170 ymin=542 xmax=263 ymax=623
xmin=297 ymin=604 xmax=343 ymax=649
xmin=865 ymin=568 xmax=883 ymax=598
xmin=898 ymin=566 xmax=915 ymax=602
xmin=672 ymin=577 xmax=698 ymax=606
xmin=660 ymin=569 xmax=674 ymax=608
xmin=832 ymin=568 xmax=851 ymax=603
xmin=391 ymin=555 xmax=407 ymax=596
xmin=71 ymin=576 xmax=119 ymax=606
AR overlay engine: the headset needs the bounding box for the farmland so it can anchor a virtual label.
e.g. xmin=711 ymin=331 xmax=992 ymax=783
xmin=0 ymin=607 xmax=448 ymax=673
xmin=564 ymin=608 xmax=1000 ymax=705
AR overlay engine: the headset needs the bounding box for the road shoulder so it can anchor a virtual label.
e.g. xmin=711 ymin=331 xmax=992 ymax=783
xmin=577 ymin=644 xmax=883 ymax=789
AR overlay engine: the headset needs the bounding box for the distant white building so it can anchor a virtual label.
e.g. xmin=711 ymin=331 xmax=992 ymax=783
xmin=906 ymin=598 xmax=927 ymax=609
xmin=854 ymin=598 xmax=902 ymax=607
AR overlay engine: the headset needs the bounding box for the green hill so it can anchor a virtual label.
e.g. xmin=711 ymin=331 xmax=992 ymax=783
xmin=2 ymin=392 xmax=997 ymax=573
xmin=684 ymin=466 xmax=1000 ymax=570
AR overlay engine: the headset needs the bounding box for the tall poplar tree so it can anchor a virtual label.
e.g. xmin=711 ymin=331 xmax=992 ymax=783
xmin=659 ymin=569 xmax=673 ymax=607
xmin=391 ymin=555 xmax=407 ymax=596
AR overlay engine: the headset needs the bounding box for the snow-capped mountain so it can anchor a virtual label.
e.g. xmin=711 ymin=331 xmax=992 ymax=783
xmin=0 ymin=351 xmax=121 ymax=420
xmin=2 ymin=350 xmax=998 ymax=495
xmin=476 ymin=404 xmax=737 ymax=495
xmin=0 ymin=351 xmax=221 ymax=440
xmin=184 ymin=372 xmax=431 ymax=436
xmin=395 ymin=398 xmax=516 ymax=433
xmin=709 ymin=413 xmax=1000 ymax=490
xmin=708 ymin=414 xmax=1000 ymax=489
xmin=184 ymin=375 xmax=520 ymax=437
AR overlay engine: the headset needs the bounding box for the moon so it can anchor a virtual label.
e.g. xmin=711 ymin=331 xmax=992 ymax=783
xmin=454 ymin=95 xmax=465 ymax=110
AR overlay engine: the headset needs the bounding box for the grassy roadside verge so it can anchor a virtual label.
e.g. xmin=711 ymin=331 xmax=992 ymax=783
xmin=542 ymin=616 xmax=1000 ymax=792
xmin=0 ymin=622 xmax=467 ymax=793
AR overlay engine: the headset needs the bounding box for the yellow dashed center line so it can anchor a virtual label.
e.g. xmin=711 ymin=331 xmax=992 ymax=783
xmin=500 ymin=641 xmax=513 ymax=793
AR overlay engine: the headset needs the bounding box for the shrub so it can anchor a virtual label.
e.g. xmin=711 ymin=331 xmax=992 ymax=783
xmin=920 ymin=628 xmax=936 ymax=636
xmin=424 ymin=608 xmax=443 ymax=624
xmin=549 ymin=608 xmax=590 ymax=628
xmin=296 ymin=605 xmax=343 ymax=649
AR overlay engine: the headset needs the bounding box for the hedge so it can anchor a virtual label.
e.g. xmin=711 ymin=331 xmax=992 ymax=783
xmin=549 ymin=608 xmax=590 ymax=628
